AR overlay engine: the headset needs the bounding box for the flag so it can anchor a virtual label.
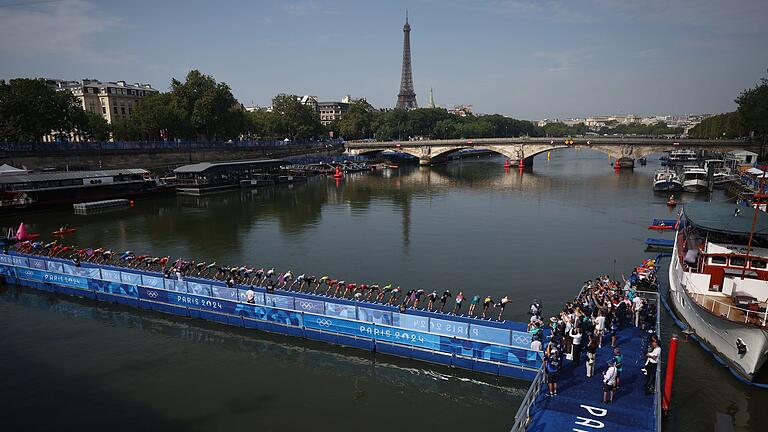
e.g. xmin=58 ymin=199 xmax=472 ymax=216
xmin=16 ymin=222 xmax=28 ymax=241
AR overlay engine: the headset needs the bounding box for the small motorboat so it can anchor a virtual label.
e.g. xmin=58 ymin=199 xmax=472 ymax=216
xmin=53 ymin=227 xmax=77 ymax=236
xmin=386 ymin=164 xmax=399 ymax=169
xmin=638 ymin=157 xmax=647 ymax=166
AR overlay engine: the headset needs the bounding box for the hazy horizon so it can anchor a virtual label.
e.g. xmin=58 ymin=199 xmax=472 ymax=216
xmin=1 ymin=0 xmax=766 ymax=120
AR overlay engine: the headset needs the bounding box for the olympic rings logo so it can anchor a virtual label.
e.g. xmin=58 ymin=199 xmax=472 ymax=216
xmin=300 ymin=301 xmax=316 ymax=310
xmin=147 ymin=290 xmax=158 ymax=299
xmin=316 ymin=319 xmax=332 ymax=327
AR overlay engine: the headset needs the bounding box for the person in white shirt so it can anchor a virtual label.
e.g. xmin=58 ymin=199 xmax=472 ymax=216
xmin=594 ymin=312 xmax=606 ymax=348
xmin=632 ymin=296 xmax=644 ymax=327
xmin=645 ymin=338 xmax=662 ymax=394
xmin=603 ymin=360 xmax=618 ymax=403
xmin=530 ymin=339 xmax=542 ymax=352
xmin=570 ymin=327 xmax=583 ymax=366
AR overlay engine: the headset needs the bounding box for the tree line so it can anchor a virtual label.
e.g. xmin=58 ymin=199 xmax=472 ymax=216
xmin=688 ymin=73 xmax=768 ymax=140
xmin=3 ymin=69 xmax=765 ymax=144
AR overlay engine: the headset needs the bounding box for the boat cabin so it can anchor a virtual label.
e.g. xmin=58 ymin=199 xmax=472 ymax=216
xmin=679 ymin=203 xmax=768 ymax=324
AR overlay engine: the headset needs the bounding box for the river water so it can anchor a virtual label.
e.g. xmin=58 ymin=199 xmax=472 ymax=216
xmin=1 ymin=149 xmax=766 ymax=431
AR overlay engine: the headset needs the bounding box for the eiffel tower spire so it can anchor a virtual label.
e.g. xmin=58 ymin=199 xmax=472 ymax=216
xmin=396 ymin=11 xmax=417 ymax=109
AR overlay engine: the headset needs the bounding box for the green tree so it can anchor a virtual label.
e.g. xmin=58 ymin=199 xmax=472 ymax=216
xmin=131 ymin=92 xmax=190 ymax=140
xmin=689 ymin=112 xmax=745 ymax=139
xmin=270 ymin=94 xmax=323 ymax=140
xmin=736 ymin=74 xmax=768 ymax=143
xmin=170 ymin=70 xmax=242 ymax=140
xmin=111 ymin=117 xmax=142 ymax=141
xmin=0 ymin=78 xmax=85 ymax=142
xmin=336 ymin=100 xmax=375 ymax=139
xmin=81 ymin=111 xmax=111 ymax=141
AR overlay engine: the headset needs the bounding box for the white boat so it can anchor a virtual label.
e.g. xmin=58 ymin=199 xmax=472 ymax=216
xmin=668 ymin=149 xmax=699 ymax=163
xmin=652 ymin=169 xmax=683 ymax=191
xmin=668 ymin=202 xmax=768 ymax=381
xmin=682 ymin=167 xmax=709 ymax=193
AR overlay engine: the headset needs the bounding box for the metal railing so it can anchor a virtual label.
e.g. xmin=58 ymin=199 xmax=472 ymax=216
xmin=510 ymin=363 xmax=546 ymax=432
xmin=687 ymin=290 xmax=768 ymax=327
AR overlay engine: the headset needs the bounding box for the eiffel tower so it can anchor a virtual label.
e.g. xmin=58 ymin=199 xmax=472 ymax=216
xmin=396 ymin=12 xmax=417 ymax=109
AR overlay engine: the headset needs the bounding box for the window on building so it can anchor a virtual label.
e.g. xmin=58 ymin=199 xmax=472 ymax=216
xmin=107 ymin=87 xmax=112 ymax=94
xmin=121 ymin=107 xmax=125 ymax=115
xmin=102 ymin=106 xmax=106 ymax=114
xmin=113 ymin=106 xmax=118 ymax=114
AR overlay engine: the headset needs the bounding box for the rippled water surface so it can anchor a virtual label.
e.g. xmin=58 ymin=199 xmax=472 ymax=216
xmin=1 ymin=149 xmax=766 ymax=431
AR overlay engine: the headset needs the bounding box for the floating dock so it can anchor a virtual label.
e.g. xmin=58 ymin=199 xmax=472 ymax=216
xmin=512 ymin=295 xmax=661 ymax=432
xmin=645 ymin=238 xmax=674 ymax=250
xmin=0 ymin=252 xmax=541 ymax=381
xmin=73 ymin=199 xmax=130 ymax=214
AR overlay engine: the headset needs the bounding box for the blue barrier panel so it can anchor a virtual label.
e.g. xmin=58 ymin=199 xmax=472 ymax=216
xmin=265 ymin=294 xmax=294 ymax=310
xmin=304 ymin=314 xmax=364 ymax=337
xmin=510 ymin=330 xmax=533 ymax=348
xmin=88 ymin=279 xmax=139 ymax=298
xmin=357 ymin=306 xmax=393 ymax=325
xmin=164 ymin=279 xmax=187 ymax=293
xmin=139 ymin=287 xmax=237 ymax=315
xmin=185 ymin=281 xmax=208 ymax=296
xmin=211 ymin=285 xmax=239 ymax=302
xmin=0 ymin=255 xmax=13 ymax=266
xmin=429 ymin=317 xmax=470 ymax=338
xmin=235 ymin=303 xmax=302 ymax=326
xmin=101 ymin=268 xmax=122 ymax=283
xmin=325 ymin=302 xmax=357 ymax=319
xmin=14 ymin=267 xmax=89 ymax=289
xmin=392 ymin=313 xmax=429 ymax=332
xmin=294 ymin=298 xmax=325 ymax=315
xmin=373 ymin=323 xmax=440 ymax=350
xmin=469 ymin=324 xmax=511 ymax=345
xmin=12 ymin=256 xmax=28 ymax=267
xmin=141 ymin=275 xmax=165 ymax=289
xmin=121 ymin=272 xmax=142 ymax=285
xmin=46 ymin=260 xmax=64 ymax=273
xmin=28 ymin=258 xmax=47 ymax=270
xmin=78 ymin=267 xmax=101 ymax=278
xmin=0 ymin=265 xmax=15 ymax=276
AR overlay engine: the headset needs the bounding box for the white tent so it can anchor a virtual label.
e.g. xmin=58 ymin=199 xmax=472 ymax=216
xmin=0 ymin=164 xmax=27 ymax=176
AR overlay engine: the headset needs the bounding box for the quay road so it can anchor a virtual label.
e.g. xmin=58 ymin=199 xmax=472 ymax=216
xmin=345 ymin=136 xmax=758 ymax=166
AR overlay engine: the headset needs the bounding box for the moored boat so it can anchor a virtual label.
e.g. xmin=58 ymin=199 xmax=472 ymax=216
xmin=653 ymin=169 xmax=683 ymax=192
xmin=681 ymin=167 xmax=709 ymax=193
xmin=668 ymin=202 xmax=768 ymax=381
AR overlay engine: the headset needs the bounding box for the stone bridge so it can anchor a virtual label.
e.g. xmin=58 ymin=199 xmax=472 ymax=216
xmin=346 ymin=137 xmax=760 ymax=166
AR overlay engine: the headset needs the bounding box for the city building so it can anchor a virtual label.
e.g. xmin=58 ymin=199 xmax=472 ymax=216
xmin=317 ymin=101 xmax=350 ymax=125
xmin=449 ymin=105 xmax=473 ymax=117
xmin=50 ymin=79 xmax=158 ymax=124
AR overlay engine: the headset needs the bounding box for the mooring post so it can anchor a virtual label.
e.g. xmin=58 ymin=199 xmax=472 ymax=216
xmin=662 ymin=336 xmax=679 ymax=416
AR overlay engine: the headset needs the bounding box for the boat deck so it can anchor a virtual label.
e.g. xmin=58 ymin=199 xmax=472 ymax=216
xmin=691 ymin=292 xmax=768 ymax=327
xmin=525 ymin=324 xmax=658 ymax=432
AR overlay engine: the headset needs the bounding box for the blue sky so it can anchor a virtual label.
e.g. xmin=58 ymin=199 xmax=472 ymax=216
xmin=0 ymin=0 xmax=766 ymax=119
